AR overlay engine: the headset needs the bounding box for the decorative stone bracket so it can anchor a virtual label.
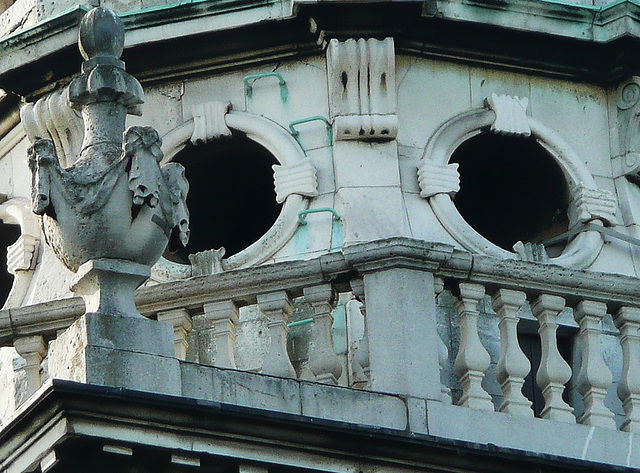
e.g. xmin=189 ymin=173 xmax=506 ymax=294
xmin=485 ymin=93 xmax=531 ymax=136
xmin=190 ymin=102 xmax=232 ymax=145
xmin=273 ymin=159 xmax=318 ymax=203
xmin=327 ymin=37 xmax=397 ymax=142
xmin=568 ymin=184 xmax=619 ymax=227
xmin=417 ymin=161 xmax=460 ymax=198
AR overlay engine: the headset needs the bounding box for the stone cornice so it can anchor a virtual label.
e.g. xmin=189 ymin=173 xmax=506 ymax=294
xmin=423 ymin=0 xmax=640 ymax=43
xmin=5 ymin=1 xmax=640 ymax=99
xmin=2 ymin=237 xmax=640 ymax=346
xmin=1 ymin=378 xmax=635 ymax=473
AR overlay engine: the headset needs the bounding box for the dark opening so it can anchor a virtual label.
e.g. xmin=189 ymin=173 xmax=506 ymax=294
xmin=166 ymin=133 xmax=282 ymax=264
xmin=450 ymin=133 xmax=569 ymax=252
xmin=519 ymin=332 xmax=573 ymax=417
xmin=0 ymin=222 xmax=20 ymax=308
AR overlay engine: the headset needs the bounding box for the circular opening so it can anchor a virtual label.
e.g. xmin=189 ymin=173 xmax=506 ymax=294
xmin=0 ymin=222 xmax=20 ymax=308
xmin=165 ymin=133 xmax=282 ymax=264
xmin=450 ymin=133 xmax=569 ymax=253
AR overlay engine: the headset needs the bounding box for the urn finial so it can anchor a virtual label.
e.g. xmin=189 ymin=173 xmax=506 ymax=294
xmin=26 ymin=7 xmax=190 ymax=319
xmin=78 ymin=7 xmax=125 ymax=63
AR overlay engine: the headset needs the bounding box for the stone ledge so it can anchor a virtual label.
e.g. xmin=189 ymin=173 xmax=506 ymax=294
xmin=425 ymin=400 xmax=640 ymax=469
xmin=180 ymin=362 xmax=640 ymax=469
xmin=181 ymin=362 xmax=408 ymax=430
xmin=3 ymin=237 xmax=640 ymax=346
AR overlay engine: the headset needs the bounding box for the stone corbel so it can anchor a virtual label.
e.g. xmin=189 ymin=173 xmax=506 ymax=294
xmin=272 ymin=158 xmax=318 ymax=203
xmin=417 ymin=161 xmax=460 ymax=199
xmin=485 ymin=93 xmax=531 ymax=137
xmin=568 ymin=184 xmax=619 ymax=227
xmin=327 ymin=37 xmax=397 ymax=142
xmin=190 ymin=102 xmax=232 ymax=145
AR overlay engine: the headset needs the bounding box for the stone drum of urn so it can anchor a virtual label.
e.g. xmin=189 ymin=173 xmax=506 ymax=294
xmin=25 ymin=7 xmax=189 ymax=319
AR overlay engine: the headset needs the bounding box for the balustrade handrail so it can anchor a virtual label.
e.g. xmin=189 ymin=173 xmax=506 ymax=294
xmin=2 ymin=237 xmax=640 ymax=345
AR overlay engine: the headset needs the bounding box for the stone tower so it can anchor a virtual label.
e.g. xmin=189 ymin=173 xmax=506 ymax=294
xmin=0 ymin=0 xmax=640 ymax=472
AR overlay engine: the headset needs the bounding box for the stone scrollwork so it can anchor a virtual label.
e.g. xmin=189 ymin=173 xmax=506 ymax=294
xmin=568 ymin=184 xmax=619 ymax=228
xmin=0 ymin=198 xmax=40 ymax=309
xmin=418 ymin=94 xmax=610 ymax=269
xmin=157 ymin=106 xmax=315 ymax=279
xmin=614 ymin=77 xmax=640 ymax=181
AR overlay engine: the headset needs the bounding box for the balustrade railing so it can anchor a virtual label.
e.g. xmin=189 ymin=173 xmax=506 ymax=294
xmin=1 ymin=237 xmax=640 ymax=435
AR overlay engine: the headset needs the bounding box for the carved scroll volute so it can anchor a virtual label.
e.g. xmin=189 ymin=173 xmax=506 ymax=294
xmin=615 ymin=77 xmax=640 ymax=180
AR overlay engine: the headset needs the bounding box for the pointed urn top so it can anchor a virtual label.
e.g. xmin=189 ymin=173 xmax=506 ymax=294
xmin=78 ymin=7 xmax=124 ymax=62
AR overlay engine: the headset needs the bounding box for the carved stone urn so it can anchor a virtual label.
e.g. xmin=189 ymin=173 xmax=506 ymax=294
xmin=26 ymin=7 xmax=189 ymax=318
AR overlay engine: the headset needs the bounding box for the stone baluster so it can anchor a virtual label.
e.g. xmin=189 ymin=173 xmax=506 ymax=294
xmin=434 ymin=277 xmax=451 ymax=403
xmin=613 ymin=306 xmax=640 ymax=432
xmin=157 ymin=308 xmax=192 ymax=360
xmin=197 ymin=301 xmax=239 ymax=368
xmin=453 ymin=283 xmax=494 ymax=410
xmin=257 ymin=291 xmax=296 ymax=377
xmin=573 ymin=300 xmax=616 ymax=429
xmin=491 ymin=289 xmax=532 ymax=417
xmin=14 ymin=335 xmax=47 ymax=399
xmin=349 ymin=278 xmax=370 ymax=386
xmin=531 ymin=294 xmax=574 ymax=423
xmin=304 ymin=284 xmax=342 ymax=384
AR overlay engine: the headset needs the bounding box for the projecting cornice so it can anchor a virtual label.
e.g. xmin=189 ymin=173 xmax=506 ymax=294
xmin=4 ymin=1 xmax=640 ymax=97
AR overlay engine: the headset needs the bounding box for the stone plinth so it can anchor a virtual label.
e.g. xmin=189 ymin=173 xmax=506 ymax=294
xmin=48 ymin=313 xmax=181 ymax=395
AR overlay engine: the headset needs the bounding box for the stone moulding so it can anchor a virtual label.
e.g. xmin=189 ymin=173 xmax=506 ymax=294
xmin=157 ymin=109 xmax=314 ymax=280
xmin=417 ymin=99 xmax=609 ymax=269
xmin=4 ymin=237 xmax=640 ymax=346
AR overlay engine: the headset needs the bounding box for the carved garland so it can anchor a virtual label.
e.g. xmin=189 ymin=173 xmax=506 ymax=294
xmin=154 ymin=104 xmax=317 ymax=280
xmin=417 ymin=94 xmax=613 ymax=269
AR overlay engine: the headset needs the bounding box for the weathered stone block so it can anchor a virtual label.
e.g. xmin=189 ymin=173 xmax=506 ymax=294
xmin=300 ymin=383 xmax=407 ymax=430
xmin=181 ymin=363 xmax=300 ymax=414
xmin=48 ymin=313 xmax=180 ymax=395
